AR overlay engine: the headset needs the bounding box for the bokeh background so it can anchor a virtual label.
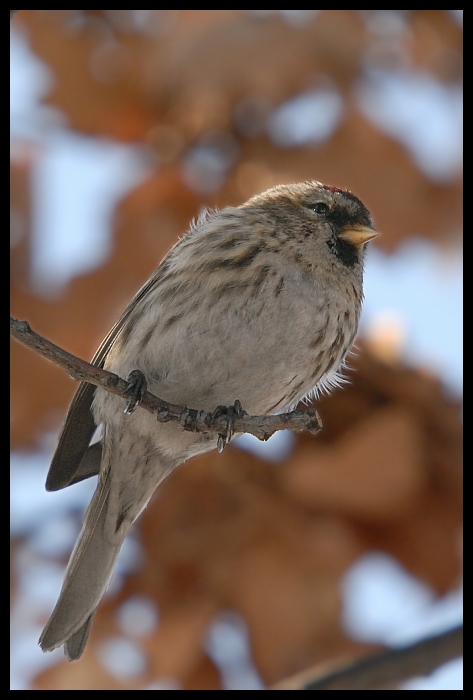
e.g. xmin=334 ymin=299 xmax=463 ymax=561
xmin=10 ymin=10 xmax=462 ymax=690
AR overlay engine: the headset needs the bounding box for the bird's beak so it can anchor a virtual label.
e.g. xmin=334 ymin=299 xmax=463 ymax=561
xmin=338 ymin=226 xmax=380 ymax=248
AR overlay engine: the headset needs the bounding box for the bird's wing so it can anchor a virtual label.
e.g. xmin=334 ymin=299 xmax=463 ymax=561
xmin=45 ymin=272 xmax=162 ymax=491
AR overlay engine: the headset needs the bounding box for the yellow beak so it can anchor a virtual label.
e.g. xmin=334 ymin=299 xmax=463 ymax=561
xmin=338 ymin=225 xmax=380 ymax=248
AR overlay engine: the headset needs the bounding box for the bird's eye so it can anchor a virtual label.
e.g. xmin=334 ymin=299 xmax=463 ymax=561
xmin=309 ymin=202 xmax=329 ymax=215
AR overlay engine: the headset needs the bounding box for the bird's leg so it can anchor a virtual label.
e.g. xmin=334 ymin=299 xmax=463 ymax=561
xmin=123 ymin=369 xmax=148 ymax=414
xmin=209 ymin=399 xmax=246 ymax=453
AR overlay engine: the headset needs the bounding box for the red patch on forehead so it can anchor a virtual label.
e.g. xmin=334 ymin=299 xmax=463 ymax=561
xmin=322 ymin=185 xmax=346 ymax=194
xmin=322 ymin=184 xmax=363 ymax=207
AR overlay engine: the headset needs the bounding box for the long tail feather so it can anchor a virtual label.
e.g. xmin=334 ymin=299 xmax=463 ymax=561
xmin=39 ymin=478 xmax=124 ymax=657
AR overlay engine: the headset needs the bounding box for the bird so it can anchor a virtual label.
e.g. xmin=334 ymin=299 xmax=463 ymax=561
xmin=39 ymin=180 xmax=379 ymax=660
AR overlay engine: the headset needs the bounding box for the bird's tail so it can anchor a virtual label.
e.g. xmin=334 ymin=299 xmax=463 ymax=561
xmin=39 ymin=475 xmax=124 ymax=661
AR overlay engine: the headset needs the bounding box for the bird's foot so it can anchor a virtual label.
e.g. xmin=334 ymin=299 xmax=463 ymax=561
xmin=208 ymin=399 xmax=246 ymax=453
xmin=123 ymin=369 xmax=147 ymax=414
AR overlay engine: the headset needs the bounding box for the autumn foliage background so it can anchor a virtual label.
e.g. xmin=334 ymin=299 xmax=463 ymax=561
xmin=10 ymin=10 xmax=462 ymax=690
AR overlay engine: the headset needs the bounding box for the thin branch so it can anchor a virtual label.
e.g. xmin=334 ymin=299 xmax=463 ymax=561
xmin=272 ymin=624 xmax=463 ymax=690
xmin=10 ymin=317 xmax=322 ymax=443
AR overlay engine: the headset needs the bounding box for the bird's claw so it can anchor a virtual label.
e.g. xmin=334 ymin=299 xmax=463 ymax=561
xmin=210 ymin=399 xmax=245 ymax=453
xmin=124 ymin=369 xmax=147 ymax=414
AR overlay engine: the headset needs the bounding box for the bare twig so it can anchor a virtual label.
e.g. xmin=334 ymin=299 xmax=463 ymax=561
xmin=10 ymin=317 xmax=322 ymax=442
xmin=272 ymin=624 xmax=463 ymax=690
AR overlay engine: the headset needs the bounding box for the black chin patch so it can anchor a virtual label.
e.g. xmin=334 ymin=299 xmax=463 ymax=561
xmin=326 ymin=237 xmax=360 ymax=268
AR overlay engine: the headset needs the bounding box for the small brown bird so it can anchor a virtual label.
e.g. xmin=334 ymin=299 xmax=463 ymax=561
xmin=39 ymin=181 xmax=378 ymax=660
